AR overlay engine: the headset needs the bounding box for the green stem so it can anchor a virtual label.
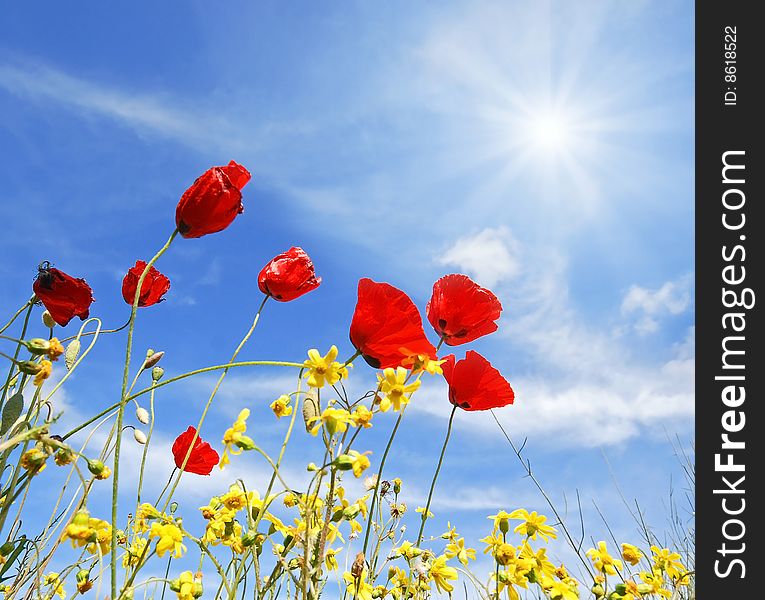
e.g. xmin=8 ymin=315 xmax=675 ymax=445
xmin=61 ymin=360 xmax=303 ymax=441
xmin=416 ymin=404 xmax=457 ymax=545
xmin=159 ymin=295 xmax=269 ymax=513
xmin=0 ymin=296 xmax=34 ymax=337
xmin=111 ymin=228 xmax=178 ymax=600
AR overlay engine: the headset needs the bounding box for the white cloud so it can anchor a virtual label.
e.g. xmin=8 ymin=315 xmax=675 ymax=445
xmin=436 ymin=227 xmax=521 ymax=288
xmin=0 ymin=61 xmax=233 ymax=151
xmin=621 ymin=275 xmax=693 ymax=334
xmin=419 ymin=233 xmax=694 ymax=449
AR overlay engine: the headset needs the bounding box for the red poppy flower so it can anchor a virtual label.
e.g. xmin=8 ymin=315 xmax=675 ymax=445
xmin=441 ymin=351 xmax=514 ymax=411
xmin=258 ymin=247 xmax=321 ymax=302
xmin=171 ymin=426 xmax=219 ymax=475
xmin=175 ymin=161 xmax=251 ymax=238
xmin=33 ymin=262 xmax=95 ymax=327
xmin=426 ymin=274 xmax=502 ymax=346
xmin=121 ymin=260 xmax=171 ymax=307
xmin=349 ymin=278 xmax=437 ymax=369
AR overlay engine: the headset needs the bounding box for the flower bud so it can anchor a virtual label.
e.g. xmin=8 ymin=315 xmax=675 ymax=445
xmin=591 ymin=583 xmax=605 ymax=597
xmin=307 ymin=462 xmax=319 ymax=472
xmin=170 ymin=502 xmax=179 ymax=514
xmin=18 ymin=360 xmax=43 ymax=376
xmin=133 ymin=429 xmax=147 ymax=445
xmin=26 ymin=338 xmax=52 ymax=355
xmin=42 ymin=310 xmax=56 ymax=328
xmin=76 ymin=569 xmax=93 ymax=594
xmin=334 ymin=454 xmax=355 ymax=471
xmin=65 ymin=339 xmax=81 ymax=370
xmin=87 ymin=459 xmax=111 ymax=480
xmin=151 ymin=366 xmax=164 ymax=382
xmin=54 ymin=448 xmax=75 ymax=466
xmin=342 ymin=504 xmax=361 ymax=520
xmin=614 ymin=583 xmax=627 ymax=595
xmin=135 ymin=406 xmax=150 ymax=424
xmin=143 ymin=351 xmax=164 ymax=370
xmin=636 ymin=584 xmax=653 ymax=595
xmin=234 ymin=435 xmax=257 ymax=451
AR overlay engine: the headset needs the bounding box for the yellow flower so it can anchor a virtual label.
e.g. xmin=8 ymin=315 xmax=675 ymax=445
xmin=20 ymin=448 xmax=48 ymax=475
xmin=415 ymin=506 xmax=434 ymax=519
xmin=173 ymin=571 xmax=202 ymax=600
xmin=495 ymin=543 xmax=517 ymax=566
xmin=650 ymin=546 xmax=686 ymax=581
xmin=351 ymin=405 xmax=373 ymax=428
xmin=508 ymin=508 xmax=557 ymax=541
xmin=43 ymin=572 xmax=66 ymax=599
xmin=587 ymin=541 xmax=623 ymax=575
xmin=308 ymin=406 xmax=355 ymax=436
xmin=429 ymin=555 xmax=458 ymax=594
xmin=541 ymin=576 xmax=578 ymax=600
xmin=445 ymin=537 xmax=476 ymax=566
xmin=34 ymin=359 xmax=52 ymax=386
xmin=283 ymin=492 xmax=299 ymax=508
xmin=325 ymin=548 xmax=340 ymax=570
xmin=219 ymin=408 xmax=250 ymax=469
xmin=377 ymin=367 xmax=420 ymax=412
xmin=480 ymin=533 xmax=503 ymax=555
xmin=520 ymin=542 xmax=556 ymax=578
xmin=149 ymin=522 xmax=186 ymax=558
xmin=343 ymin=570 xmax=374 ymax=600
xmin=270 ymin=395 xmax=293 ymax=418
xmin=303 ymin=345 xmax=350 ymax=388
xmin=403 ymin=354 xmax=446 ymax=375
xmin=396 ymin=541 xmax=422 ymax=560
xmin=122 ymin=537 xmax=147 ymax=568
xmin=639 ymin=570 xmax=673 ymax=598
xmin=621 ymin=543 xmax=643 ymax=566
xmin=487 ymin=510 xmax=512 ymax=534
xmin=350 ymin=450 xmax=371 ymax=477
xmin=47 ymin=338 xmax=65 ymax=360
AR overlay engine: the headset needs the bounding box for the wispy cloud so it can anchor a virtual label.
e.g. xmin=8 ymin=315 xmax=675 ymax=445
xmin=0 ymin=61 xmax=233 ymax=150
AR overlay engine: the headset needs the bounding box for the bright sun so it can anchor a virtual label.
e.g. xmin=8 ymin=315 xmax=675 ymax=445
xmin=527 ymin=111 xmax=572 ymax=153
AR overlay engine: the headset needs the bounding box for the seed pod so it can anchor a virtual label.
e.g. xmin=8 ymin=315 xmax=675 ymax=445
xmin=351 ymin=552 xmax=365 ymax=578
xmin=65 ymin=339 xmax=81 ymax=371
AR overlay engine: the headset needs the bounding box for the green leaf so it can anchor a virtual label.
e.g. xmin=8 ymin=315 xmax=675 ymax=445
xmin=0 ymin=393 xmax=24 ymax=436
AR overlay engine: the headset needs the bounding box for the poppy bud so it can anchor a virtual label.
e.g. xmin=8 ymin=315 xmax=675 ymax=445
xmin=175 ymin=161 xmax=251 ymax=238
xmin=143 ymin=351 xmax=164 ymax=370
xmin=152 ymin=366 xmax=164 ymax=382
xmin=42 ymin=310 xmax=56 ymax=328
xmin=258 ymin=247 xmax=321 ymax=302
xmin=135 ymin=406 xmax=150 ymax=424
xmin=133 ymin=429 xmax=148 ymax=445
xmin=302 ymin=393 xmax=320 ymax=433
xmin=65 ymin=339 xmax=81 ymax=370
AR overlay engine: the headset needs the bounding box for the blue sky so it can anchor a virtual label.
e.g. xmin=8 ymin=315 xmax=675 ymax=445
xmin=0 ymin=0 xmax=694 ymax=590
